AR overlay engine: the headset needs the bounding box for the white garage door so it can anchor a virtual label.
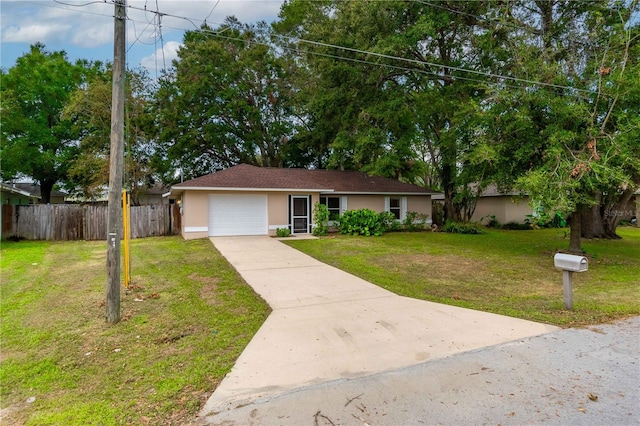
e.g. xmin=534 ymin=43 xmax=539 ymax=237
xmin=209 ymin=194 xmax=268 ymax=236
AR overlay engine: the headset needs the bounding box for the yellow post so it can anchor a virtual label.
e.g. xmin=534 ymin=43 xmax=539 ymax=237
xmin=122 ymin=189 xmax=131 ymax=290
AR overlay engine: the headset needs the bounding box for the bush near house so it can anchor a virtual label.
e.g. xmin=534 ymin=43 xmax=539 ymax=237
xmin=312 ymin=202 xmax=329 ymax=236
xmin=339 ymin=209 xmax=385 ymax=236
xmin=378 ymin=211 xmax=399 ymax=232
xmin=403 ymin=211 xmax=430 ymax=231
xmin=442 ymin=220 xmax=485 ymax=234
xmin=276 ymin=227 xmax=291 ymax=237
xmin=335 ymin=210 xmax=431 ymax=236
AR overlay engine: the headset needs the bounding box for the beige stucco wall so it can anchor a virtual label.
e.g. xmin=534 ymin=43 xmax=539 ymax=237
xmin=504 ymin=198 xmax=533 ymax=223
xmin=179 ymin=190 xmax=322 ymax=239
xmin=346 ymin=195 xmax=385 ymax=212
xmin=346 ymin=194 xmax=431 ymax=219
xmin=407 ymin=196 xmax=432 ymax=220
xmin=619 ymin=195 xmax=638 ymax=222
xmin=181 ymin=191 xmax=209 ymax=240
xmin=179 ymin=190 xmax=433 ymax=239
xmin=472 ymin=196 xmax=532 ymax=224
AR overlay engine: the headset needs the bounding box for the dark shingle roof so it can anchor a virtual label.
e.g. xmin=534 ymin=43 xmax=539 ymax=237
xmin=13 ymin=183 xmax=67 ymax=197
xmin=173 ymin=164 xmax=436 ymax=194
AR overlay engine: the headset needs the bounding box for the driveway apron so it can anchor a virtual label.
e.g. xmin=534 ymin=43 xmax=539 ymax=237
xmin=200 ymin=236 xmax=559 ymax=418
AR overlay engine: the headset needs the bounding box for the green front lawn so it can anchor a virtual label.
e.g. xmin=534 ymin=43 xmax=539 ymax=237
xmin=2 ymin=228 xmax=638 ymax=423
xmin=286 ymin=227 xmax=640 ymax=327
xmin=0 ymin=237 xmax=270 ymax=425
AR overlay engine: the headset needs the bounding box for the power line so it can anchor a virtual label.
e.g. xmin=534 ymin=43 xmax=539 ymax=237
xmin=121 ymin=1 xmax=600 ymax=94
xmin=42 ymin=0 xmax=602 ymax=95
xmin=278 ymin=35 xmax=597 ymax=95
xmin=53 ymin=0 xmax=109 ymax=7
xmin=203 ymin=0 xmax=222 ymax=24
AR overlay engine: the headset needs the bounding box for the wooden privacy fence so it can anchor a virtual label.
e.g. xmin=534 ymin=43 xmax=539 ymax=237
xmin=1 ymin=204 xmax=180 ymax=241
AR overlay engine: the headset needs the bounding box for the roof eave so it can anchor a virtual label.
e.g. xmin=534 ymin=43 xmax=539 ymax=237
xmin=0 ymin=184 xmax=40 ymax=198
xmin=171 ymin=186 xmax=334 ymax=193
xmin=324 ymin=191 xmax=436 ymax=195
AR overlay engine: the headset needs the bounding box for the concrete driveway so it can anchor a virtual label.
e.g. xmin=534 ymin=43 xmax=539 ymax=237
xmin=199 ymin=236 xmax=560 ymax=422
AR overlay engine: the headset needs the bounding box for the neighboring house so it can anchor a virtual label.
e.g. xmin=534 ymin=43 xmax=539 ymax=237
xmin=471 ymin=186 xmax=532 ymax=224
xmin=0 ymin=183 xmax=40 ymax=205
xmin=432 ymin=185 xmax=532 ymax=224
xmin=170 ymin=164 xmax=438 ymax=239
xmin=63 ymin=185 xmax=170 ymax=205
xmin=621 ymin=190 xmax=639 ymax=223
xmin=433 ymin=187 xmax=638 ymax=225
xmin=13 ymin=183 xmax=67 ymax=204
xmin=137 ymin=185 xmax=170 ymax=205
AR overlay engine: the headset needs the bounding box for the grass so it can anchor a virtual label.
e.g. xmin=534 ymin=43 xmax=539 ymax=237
xmin=2 ymin=228 xmax=638 ymax=423
xmin=285 ymin=227 xmax=640 ymax=327
xmin=0 ymin=237 xmax=270 ymax=425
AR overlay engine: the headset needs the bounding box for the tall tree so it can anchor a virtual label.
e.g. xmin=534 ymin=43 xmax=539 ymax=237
xmin=1 ymin=44 xmax=87 ymax=202
xmin=482 ymin=0 xmax=639 ymax=252
xmin=152 ymin=18 xmax=295 ymax=181
xmin=277 ymin=1 xmax=497 ymax=217
xmin=63 ymin=66 xmax=158 ymax=205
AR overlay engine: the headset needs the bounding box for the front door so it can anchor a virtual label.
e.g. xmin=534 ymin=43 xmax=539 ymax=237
xmin=291 ymin=195 xmax=310 ymax=234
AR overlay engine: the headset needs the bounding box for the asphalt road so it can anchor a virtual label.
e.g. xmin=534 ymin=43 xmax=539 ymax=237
xmin=201 ymin=316 xmax=640 ymax=426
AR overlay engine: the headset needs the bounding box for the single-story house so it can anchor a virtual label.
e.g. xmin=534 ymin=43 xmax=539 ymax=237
xmin=622 ymin=190 xmax=639 ymax=224
xmin=433 ymin=186 xmax=638 ymax=225
xmin=170 ymin=164 xmax=438 ymax=239
xmin=471 ymin=186 xmax=532 ymax=224
xmin=138 ymin=185 xmax=171 ymax=205
xmin=13 ymin=183 xmax=67 ymax=204
xmin=432 ymin=185 xmax=532 ymax=224
xmin=0 ymin=183 xmax=40 ymax=205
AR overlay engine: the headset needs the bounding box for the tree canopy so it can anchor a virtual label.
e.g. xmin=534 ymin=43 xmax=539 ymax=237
xmin=1 ymin=43 xmax=87 ymax=202
xmin=151 ymin=18 xmax=296 ymax=181
xmin=63 ymin=65 xmax=158 ymax=204
xmin=3 ymin=2 xmax=638 ymax=252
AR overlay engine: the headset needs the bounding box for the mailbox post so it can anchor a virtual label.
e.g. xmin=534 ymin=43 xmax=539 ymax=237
xmin=553 ymin=253 xmax=588 ymax=309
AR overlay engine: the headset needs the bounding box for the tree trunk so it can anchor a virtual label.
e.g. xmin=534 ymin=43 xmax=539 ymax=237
xmin=441 ymin=142 xmax=460 ymax=222
xmin=581 ymin=190 xmax=635 ymax=240
xmin=443 ymin=187 xmax=457 ymax=222
xmin=569 ymin=209 xmax=583 ymax=254
xmin=602 ymin=188 xmax=635 ymax=239
xmin=39 ymin=179 xmax=55 ymax=204
xmin=580 ymin=193 xmax=605 ymax=239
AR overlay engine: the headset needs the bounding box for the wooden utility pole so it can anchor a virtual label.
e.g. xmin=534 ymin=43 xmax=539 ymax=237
xmin=106 ymin=0 xmax=126 ymax=324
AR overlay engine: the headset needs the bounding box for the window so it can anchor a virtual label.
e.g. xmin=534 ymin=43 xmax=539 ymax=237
xmin=385 ymin=196 xmax=406 ymax=220
xmin=320 ymin=196 xmax=341 ymax=220
xmin=389 ymin=198 xmax=401 ymax=219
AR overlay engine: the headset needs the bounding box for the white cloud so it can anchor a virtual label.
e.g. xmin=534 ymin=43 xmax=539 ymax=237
xmin=139 ymin=40 xmax=183 ymax=74
xmin=147 ymin=1 xmax=283 ymax=27
xmin=71 ymin=22 xmax=114 ymax=48
xmin=2 ymin=23 xmax=72 ymax=43
xmin=1 ymin=0 xmax=283 ymax=69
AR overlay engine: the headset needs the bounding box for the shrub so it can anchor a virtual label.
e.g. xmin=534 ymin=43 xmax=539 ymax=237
xmin=442 ymin=220 xmax=485 ymax=234
xmin=482 ymin=214 xmax=500 ymax=228
xmin=501 ymin=221 xmax=532 ymax=230
xmin=312 ymin=202 xmax=329 ymax=236
xmin=403 ymin=211 xmax=430 ymax=231
xmin=526 ymin=211 xmax=567 ymax=228
xmin=378 ymin=211 xmax=400 ymax=232
xmin=276 ymin=227 xmax=291 ymax=238
xmin=340 ymin=209 xmax=384 ymax=236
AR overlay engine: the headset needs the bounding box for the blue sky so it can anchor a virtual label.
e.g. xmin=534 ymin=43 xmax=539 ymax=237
xmin=1 ymin=0 xmax=284 ymax=75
